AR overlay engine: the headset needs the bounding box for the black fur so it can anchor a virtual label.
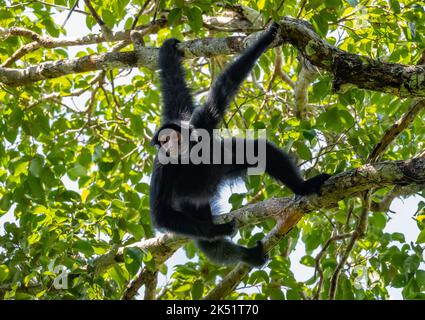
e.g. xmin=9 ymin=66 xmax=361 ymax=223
xmin=149 ymin=23 xmax=331 ymax=267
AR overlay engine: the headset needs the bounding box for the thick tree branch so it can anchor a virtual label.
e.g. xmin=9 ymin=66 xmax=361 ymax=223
xmin=1 ymin=17 xmax=425 ymax=97
xmin=278 ymin=17 xmax=425 ymax=97
xmin=0 ymin=19 xmax=167 ymax=68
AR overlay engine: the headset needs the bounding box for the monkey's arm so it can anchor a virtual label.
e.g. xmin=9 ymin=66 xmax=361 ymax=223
xmin=159 ymin=38 xmax=194 ymax=122
xmin=190 ymin=23 xmax=279 ymax=130
xmin=223 ymin=138 xmax=331 ymax=195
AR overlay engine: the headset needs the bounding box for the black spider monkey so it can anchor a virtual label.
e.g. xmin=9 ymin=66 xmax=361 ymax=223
xmin=149 ymin=23 xmax=331 ymax=267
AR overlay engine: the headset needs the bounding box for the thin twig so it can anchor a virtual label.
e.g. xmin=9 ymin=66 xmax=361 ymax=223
xmin=83 ymin=0 xmax=112 ymax=38
xmin=62 ymin=0 xmax=80 ymax=28
xmin=313 ymin=233 xmax=351 ymax=300
xmin=329 ymin=190 xmax=372 ymax=300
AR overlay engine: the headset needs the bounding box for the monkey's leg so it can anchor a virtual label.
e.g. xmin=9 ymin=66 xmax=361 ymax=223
xmin=153 ymin=207 xmax=235 ymax=240
xmin=224 ymin=138 xmax=330 ymax=195
xmin=261 ymin=140 xmax=331 ymax=195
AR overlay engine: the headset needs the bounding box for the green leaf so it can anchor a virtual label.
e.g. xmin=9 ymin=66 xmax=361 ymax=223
xmin=68 ymin=164 xmax=87 ymax=180
xmin=404 ymin=255 xmax=420 ymax=274
xmin=228 ymin=193 xmax=245 ymax=209
xmin=175 ymin=284 xmax=191 ymax=292
xmin=311 ymin=14 xmax=328 ymax=37
xmin=42 ymin=19 xmax=60 ymax=37
xmin=416 ymin=229 xmax=425 ymax=244
xmin=126 ymin=222 xmax=145 ymax=240
xmin=168 ymin=8 xmax=182 ymax=26
xmin=130 ymin=115 xmax=145 ymax=138
xmin=325 ymin=0 xmax=341 ymax=9
xmin=101 ymin=9 xmax=115 ymax=29
xmin=369 ymin=212 xmax=387 ymax=230
xmin=295 ymin=142 xmax=312 ymax=161
xmin=109 ymin=265 xmax=127 ymax=287
xmin=258 ymin=0 xmax=266 ymax=10
xmin=186 ymin=7 xmax=202 ymax=32
xmin=244 ymin=107 xmax=256 ymax=124
xmin=0 ymin=265 xmax=10 ymax=282
xmin=124 ymin=247 xmax=144 ymax=277
xmin=27 ymin=175 xmax=45 ymax=199
xmin=391 ymin=232 xmax=405 ymax=243
xmin=112 ymin=199 xmax=126 ymax=209
xmin=0 ymin=194 xmax=12 ymax=212
xmin=74 ymin=240 xmax=94 ymax=256
xmin=29 ymin=157 xmax=43 ymax=178
xmin=389 ymin=0 xmax=401 ymax=13
xmin=78 ymin=148 xmax=92 ymax=167
xmin=300 ymin=255 xmax=315 ymax=267
xmin=99 ymin=161 xmax=115 ymax=173
xmin=191 ymin=280 xmax=204 ymax=300
xmin=416 ymin=270 xmax=425 ymax=287
xmin=184 ymin=242 xmax=197 ymax=259
xmin=317 ymin=107 xmax=340 ymax=131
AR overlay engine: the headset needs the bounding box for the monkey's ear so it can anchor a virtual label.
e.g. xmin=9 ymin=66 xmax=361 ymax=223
xmin=150 ymin=122 xmax=182 ymax=146
xmin=150 ymin=134 xmax=159 ymax=146
xmin=150 ymin=129 xmax=160 ymax=146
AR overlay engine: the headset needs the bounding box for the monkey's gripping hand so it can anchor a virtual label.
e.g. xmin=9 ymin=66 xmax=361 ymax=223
xmin=159 ymin=38 xmax=184 ymax=64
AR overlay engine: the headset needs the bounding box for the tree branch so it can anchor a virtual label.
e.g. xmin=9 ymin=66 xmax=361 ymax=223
xmin=367 ymin=99 xmax=425 ymax=162
xmin=293 ymin=57 xmax=318 ymax=118
xmin=278 ymin=17 xmax=425 ymax=97
xmin=313 ymin=232 xmax=352 ymax=300
xmin=1 ymin=17 xmax=425 ymax=97
xmin=370 ymin=183 xmax=425 ymax=212
xmin=329 ymin=190 xmax=372 ymax=300
xmin=0 ymin=19 xmax=167 ymax=67
xmin=83 ymin=0 xmax=112 ymax=38
xmin=122 ymin=267 xmax=157 ymax=300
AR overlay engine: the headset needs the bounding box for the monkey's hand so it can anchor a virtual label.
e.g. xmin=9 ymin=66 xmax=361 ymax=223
xmin=160 ymin=38 xmax=184 ymax=59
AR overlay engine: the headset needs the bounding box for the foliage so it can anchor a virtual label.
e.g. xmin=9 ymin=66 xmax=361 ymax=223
xmin=0 ymin=0 xmax=424 ymax=300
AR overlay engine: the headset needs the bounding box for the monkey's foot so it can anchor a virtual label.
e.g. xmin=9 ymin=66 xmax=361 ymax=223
xmin=242 ymin=241 xmax=268 ymax=267
xmin=298 ymin=173 xmax=331 ymax=196
xmin=268 ymin=22 xmax=280 ymax=37
xmin=206 ymin=219 xmax=236 ymax=239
